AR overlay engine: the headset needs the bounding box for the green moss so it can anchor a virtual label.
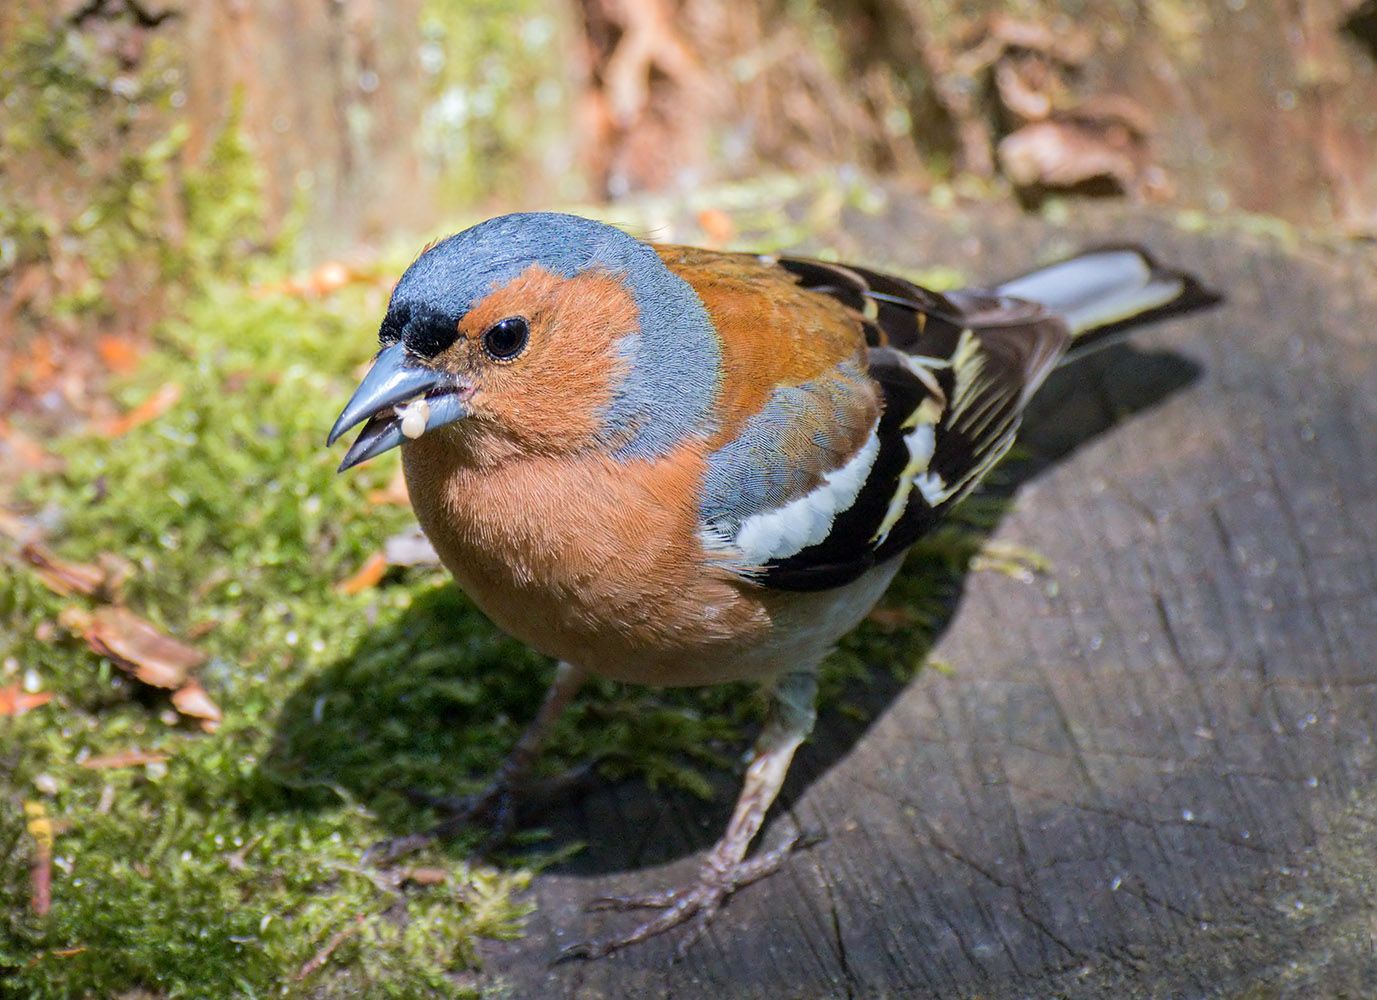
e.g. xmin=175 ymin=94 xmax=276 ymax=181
xmin=0 ymin=261 xmax=535 ymax=996
xmin=417 ymin=0 xmax=581 ymax=209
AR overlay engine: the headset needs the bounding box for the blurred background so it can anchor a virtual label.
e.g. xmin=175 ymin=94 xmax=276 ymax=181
xmin=4 ymin=0 xmax=1377 ymax=417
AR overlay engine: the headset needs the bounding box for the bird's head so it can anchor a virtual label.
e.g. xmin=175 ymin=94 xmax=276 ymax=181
xmin=328 ymin=213 xmax=721 ymax=471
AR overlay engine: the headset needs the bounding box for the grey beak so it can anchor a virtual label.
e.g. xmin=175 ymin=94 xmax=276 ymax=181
xmin=328 ymin=342 xmax=468 ymax=471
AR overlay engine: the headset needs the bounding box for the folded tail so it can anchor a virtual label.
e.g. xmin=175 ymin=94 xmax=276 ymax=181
xmin=996 ymin=246 xmax=1222 ymax=363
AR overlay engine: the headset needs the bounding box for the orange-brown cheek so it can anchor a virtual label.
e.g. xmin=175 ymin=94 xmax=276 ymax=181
xmin=451 ymin=264 xmax=639 ymax=453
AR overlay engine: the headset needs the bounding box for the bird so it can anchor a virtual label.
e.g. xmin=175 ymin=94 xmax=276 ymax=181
xmin=327 ymin=211 xmax=1219 ymax=959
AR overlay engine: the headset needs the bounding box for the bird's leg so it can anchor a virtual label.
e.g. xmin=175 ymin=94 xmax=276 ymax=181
xmin=377 ymin=660 xmax=588 ymax=862
xmin=558 ymin=668 xmax=819 ymax=961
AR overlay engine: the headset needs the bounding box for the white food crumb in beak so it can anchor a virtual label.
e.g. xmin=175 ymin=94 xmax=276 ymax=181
xmin=398 ymin=397 xmax=430 ymax=439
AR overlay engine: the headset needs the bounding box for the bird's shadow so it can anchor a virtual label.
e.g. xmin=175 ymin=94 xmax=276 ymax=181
xmin=256 ymin=343 xmax=1199 ymax=876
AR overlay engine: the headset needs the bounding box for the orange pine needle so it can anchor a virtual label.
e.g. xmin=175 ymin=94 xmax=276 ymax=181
xmin=335 ymin=551 xmax=388 ymax=595
xmin=0 ymin=683 xmax=52 ymax=716
xmin=79 ymin=750 xmax=170 ymax=770
xmin=99 ymin=382 xmax=182 ymax=438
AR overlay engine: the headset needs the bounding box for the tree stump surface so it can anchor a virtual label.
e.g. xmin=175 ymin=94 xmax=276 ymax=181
xmin=482 ymin=200 xmax=1377 ymax=999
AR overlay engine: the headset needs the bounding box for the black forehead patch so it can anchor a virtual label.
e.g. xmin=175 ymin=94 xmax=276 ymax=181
xmin=379 ymin=301 xmax=460 ymax=359
xmin=402 ymin=304 xmax=461 ymax=358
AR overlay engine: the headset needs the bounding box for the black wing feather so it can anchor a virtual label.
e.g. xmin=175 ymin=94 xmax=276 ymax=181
xmin=756 ymin=255 xmax=1069 ymax=591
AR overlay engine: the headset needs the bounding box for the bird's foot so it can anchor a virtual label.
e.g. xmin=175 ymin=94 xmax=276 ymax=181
xmin=369 ymin=761 xmax=600 ymax=864
xmin=555 ymin=830 xmax=816 ymax=962
xmin=366 ymin=786 xmax=507 ymax=865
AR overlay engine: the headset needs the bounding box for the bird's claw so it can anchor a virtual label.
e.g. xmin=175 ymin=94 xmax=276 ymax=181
xmin=554 ymin=883 xmax=723 ymax=963
xmin=553 ymin=830 xmax=820 ymax=964
xmin=364 ymin=784 xmax=514 ymax=865
xmin=366 ymin=760 xmax=604 ymax=865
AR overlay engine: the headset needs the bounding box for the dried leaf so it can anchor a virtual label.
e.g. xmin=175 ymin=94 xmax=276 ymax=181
xmin=994 ymin=57 xmax=1058 ymax=122
xmin=997 ymin=95 xmax=1155 ymax=197
xmin=0 ymin=683 xmax=52 ymax=716
xmin=79 ymin=749 xmax=170 ymax=770
xmin=57 ymin=606 xmax=92 ymax=632
xmin=997 ymin=117 xmax=1142 ymax=192
xmin=400 ymin=866 xmax=449 ymax=886
xmin=186 ymin=619 xmax=219 ymax=640
xmin=76 ymin=605 xmax=206 ymax=689
xmin=696 ymin=208 xmax=736 ymax=248
xmin=21 ymin=542 xmax=108 ymax=598
xmin=954 ymin=14 xmax=1093 ymax=74
xmin=99 ymin=382 xmax=182 ymax=438
xmin=335 ymin=551 xmax=388 ymax=595
xmin=171 ymin=678 xmax=222 ymax=730
xmin=295 ymin=916 xmax=365 ymax=981
xmin=96 ymin=334 xmax=143 ymax=374
xmin=303 ymin=261 xmax=355 ymax=296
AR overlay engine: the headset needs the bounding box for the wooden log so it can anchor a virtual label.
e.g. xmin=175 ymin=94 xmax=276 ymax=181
xmin=482 ymin=199 xmax=1377 ymax=998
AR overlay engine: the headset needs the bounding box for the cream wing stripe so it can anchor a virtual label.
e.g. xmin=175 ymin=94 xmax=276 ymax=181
xmin=729 ymin=419 xmax=883 ymax=564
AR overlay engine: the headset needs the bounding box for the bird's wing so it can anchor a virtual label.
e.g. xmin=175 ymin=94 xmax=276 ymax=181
xmin=758 ymin=255 xmax=1073 ymax=590
xmin=661 ymin=247 xmax=1069 ymax=592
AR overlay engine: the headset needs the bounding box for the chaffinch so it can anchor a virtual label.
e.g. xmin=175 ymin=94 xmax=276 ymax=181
xmin=328 ymin=212 xmax=1218 ymax=958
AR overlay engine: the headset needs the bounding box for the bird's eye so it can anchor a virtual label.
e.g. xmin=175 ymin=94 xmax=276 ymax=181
xmin=482 ymin=316 xmax=529 ymax=361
